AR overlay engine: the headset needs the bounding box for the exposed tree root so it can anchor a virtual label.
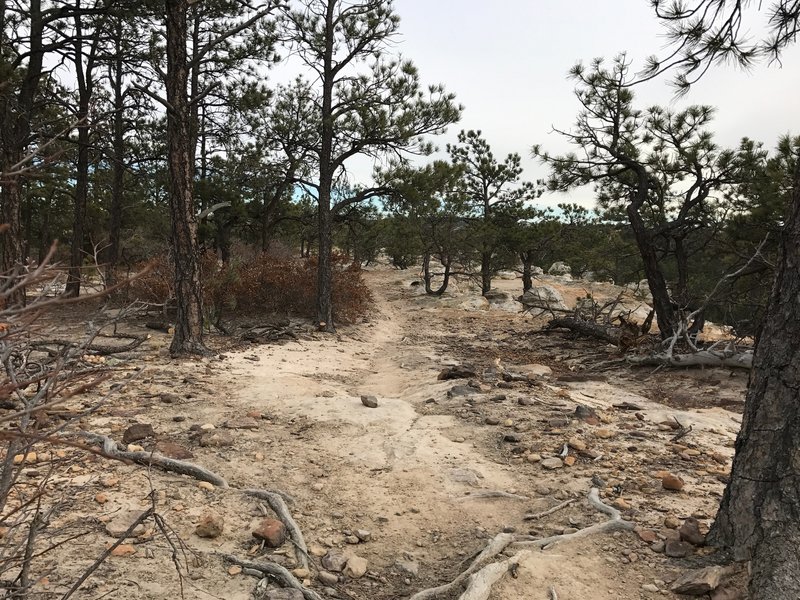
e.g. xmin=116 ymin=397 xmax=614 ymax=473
xmin=220 ymin=554 xmax=324 ymax=600
xmin=75 ymin=432 xmax=229 ymax=488
xmin=245 ymin=489 xmax=309 ymax=570
xmin=456 ymin=490 xmax=529 ymax=501
xmin=407 ymin=533 xmax=517 ymax=600
xmin=410 ymin=488 xmax=633 ymax=600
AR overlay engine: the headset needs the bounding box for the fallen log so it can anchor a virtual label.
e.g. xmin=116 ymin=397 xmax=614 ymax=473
xmin=627 ymin=349 xmax=753 ymax=370
xmin=545 ymin=317 xmax=620 ymax=345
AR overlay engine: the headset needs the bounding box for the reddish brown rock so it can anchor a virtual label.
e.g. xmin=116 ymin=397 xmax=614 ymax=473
xmin=195 ymin=512 xmax=224 ymax=539
xmin=122 ymin=423 xmax=155 ymax=444
xmin=252 ymin=518 xmax=287 ymax=547
xmin=154 ymin=440 xmax=194 ymax=460
xmin=662 ymin=473 xmax=685 ymax=491
xmin=635 ymin=527 xmax=658 ymax=543
xmin=679 ymin=517 xmax=706 ymax=546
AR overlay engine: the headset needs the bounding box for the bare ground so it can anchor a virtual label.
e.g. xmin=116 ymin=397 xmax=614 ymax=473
xmin=3 ymin=267 xmax=749 ymax=599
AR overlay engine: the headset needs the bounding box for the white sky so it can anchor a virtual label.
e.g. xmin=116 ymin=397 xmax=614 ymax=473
xmin=351 ymin=0 xmax=800 ymax=208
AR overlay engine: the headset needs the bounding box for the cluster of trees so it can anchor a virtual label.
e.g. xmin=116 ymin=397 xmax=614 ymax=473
xmin=3 ymin=0 xmax=800 ymax=596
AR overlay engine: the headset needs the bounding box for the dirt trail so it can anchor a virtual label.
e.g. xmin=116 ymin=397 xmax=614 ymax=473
xmin=21 ymin=266 xmax=747 ymax=599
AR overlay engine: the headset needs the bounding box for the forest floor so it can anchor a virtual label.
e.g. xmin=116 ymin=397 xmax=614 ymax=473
xmin=7 ymin=265 xmax=751 ymax=600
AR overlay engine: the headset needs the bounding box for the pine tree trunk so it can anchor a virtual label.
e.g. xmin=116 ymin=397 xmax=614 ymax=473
xmin=521 ymin=252 xmax=533 ymax=293
xmin=626 ymin=199 xmax=677 ymax=338
xmin=106 ymin=24 xmax=124 ymax=288
xmin=708 ymin=160 xmax=800 ymax=598
xmin=165 ymin=0 xmax=207 ymax=355
xmin=481 ymin=250 xmax=491 ymax=295
xmin=315 ymin=0 xmax=336 ymax=333
xmin=65 ymin=98 xmax=90 ymax=297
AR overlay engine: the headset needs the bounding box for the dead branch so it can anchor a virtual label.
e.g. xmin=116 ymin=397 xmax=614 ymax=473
xmin=627 ymin=348 xmax=753 ymax=369
xmin=30 ymin=333 xmax=148 ymax=356
xmin=220 ymin=554 xmax=324 ymax=600
xmin=523 ymin=498 xmax=576 ymax=520
xmin=458 ymin=551 xmax=532 ymax=600
xmin=456 ymin=491 xmax=529 ymax=502
xmin=73 ymin=432 xmax=229 ymax=488
xmin=545 ymin=317 xmax=621 ymax=345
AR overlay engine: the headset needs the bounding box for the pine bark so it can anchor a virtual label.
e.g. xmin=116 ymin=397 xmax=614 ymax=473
xmin=165 ymin=0 xmax=207 ymax=355
xmin=708 ymin=159 xmax=800 ymax=598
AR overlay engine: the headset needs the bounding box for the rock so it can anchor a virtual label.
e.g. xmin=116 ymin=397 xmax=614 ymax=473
xmin=679 ymin=517 xmax=706 ymax=546
xmin=110 ymin=544 xmax=137 ymax=557
xmin=574 ymin=404 xmax=600 ymax=424
xmin=344 ymin=555 xmax=368 ymax=578
xmin=665 ymin=540 xmax=694 ymax=558
xmin=448 ymin=385 xmax=477 ymax=398
xmin=438 ymin=365 xmax=478 ymax=380
xmin=641 ymin=583 xmax=660 ymax=593
xmin=317 ymin=571 xmax=339 ymax=585
xmin=154 ymin=440 xmax=194 ymax=460
xmin=252 ymin=519 xmax=287 ymax=547
xmin=160 ymin=392 xmax=181 ymax=404
xmin=321 ymin=391 xmax=335 ymax=398
xmin=541 ymin=457 xmax=564 ymax=470
xmin=662 ymin=473 xmax=685 ymax=491
xmin=518 ymin=397 xmax=536 ymax=406
xmin=548 ymin=261 xmax=572 ymax=276
xmin=664 ymin=515 xmax=682 ymax=529
xmin=360 ymin=395 xmax=378 ymax=408
xmin=503 ymin=433 xmax=521 ymax=443
xmin=514 ymin=364 xmax=552 ymax=379
xmin=567 ymin=437 xmax=587 ymax=452
xmin=321 ymin=549 xmax=348 ymax=572
xmin=264 ymin=590 xmax=304 ymax=600
xmin=485 ymin=416 xmax=500 ymax=425
xmin=122 ymin=423 xmax=155 ymax=444
xmin=354 ymin=529 xmax=371 ymax=542
xmin=100 ymin=476 xmax=119 ymax=488
xmin=671 ymin=566 xmax=726 ymax=595
xmin=308 ymin=544 xmax=327 ymax=557
xmin=195 ymin=512 xmax=224 ymax=538
xmin=594 ymin=428 xmax=616 ymax=439
xmin=650 ymin=541 xmax=666 ymax=553
xmin=635 ymin=527 xmax=658 ymax=543
xmin=563 ymin=456 xmax=577 ymax=467
xmin=198 ymin=431 xmax=234 ymax=448
xmin=711 ymin=587 xmax=743 ymax=600
xmin=95 ymin=493 xmax=108 ymax=504
xmin=612 ymin=498 xmax=631 ymax=511
xmin=518 ymin=285 xmax=568 ymax=314
xmin=396 ymin=559 xmax=419 ymax=577
xmin=228 ymin=565 xmax=242 ymax=576
xmin=105 ymin=510 xmax=147 ymax=538
xmin=198 ymin=481 xmax=214 ymax=491
xmin=448 ymin=467 xmax=482 ymax=486
xmin=126 ymin=444 xmax=145 ymax=452
xmin=345 ymin=535 xmax=359 ymax=544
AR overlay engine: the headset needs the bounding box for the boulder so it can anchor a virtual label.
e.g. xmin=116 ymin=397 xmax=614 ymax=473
xmin=518 ymin=285 xmax=568 ymax=314
xmin=671 ymin=566 xmax=727 ymax=595
xmin=548 ymin=261 xmax=572 ymax=276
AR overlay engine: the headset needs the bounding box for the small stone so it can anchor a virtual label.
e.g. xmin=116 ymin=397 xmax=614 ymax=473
xmin=355 ymin=529 xmax=371 ymax=542
xmin=541 ymin=457 xmax=563 ymax=470
xmin=222 ymin=417 xmax=260 ymax=430
xmin=311 ymin=483 xmax=324 ymax=492
xmin=345 ymin=535 xmax=360 ymax=544
xmin=292 ymin=567 xmax=310 ymax=579
xmin=567 ymin=437 xmax=587 ymax=452
xmin=154 ymin=440 xmax=194 ymax=460
xmin=110 ymin=544 xmax=137 ymax=557
xmin=526 ymin=453 xmax=542 ymax=463
xmin=122 ymin=423 xmax=155 ymax=444
xmin=318 ymin=571 xmax=338 ymax=585
xmin=246 ymin=410 xmax=264 ymax=419
xmin=503 ymin=433 xmax=521 ymax=443
xmin=594 ymin=428 xmax=616 ymax=439
xmin=198 ymin=481 xmax=215 ymax=491
xmin=195 ymin=512 xmax=224 ymax=538
xmin=255 ymin=452 xmax=265 ymax=460
xmin=160 ymin=392 xmax=181 ymax=404
xmin=650 ymin=540 xmax=665 ymax=553
xmin=635 ymin=527 xmax=658 ymax=543
xmin=662 ymin=473 xmax=685 ymax=491
xmin=200 ymin=423 xmax=215 ymax=431
xmin=321 ymin=391 xmax=335 ymax=398
xmin=503 ymin=419 xmax=514 ymax=427
xmin=664 ymin=515 xmax=682 ymax=529
xmin=642 ymin=583 xmax=659 ymax=593
xmin=199 ymin=431 xmax=234 ymax=448
xmin=126 ymin=444 xmax=145 ymax=452
xmin=679 ymin=517 xmax=706 ymax=546
xmin=227 ymin=565 xmax=242 ymax=576
xmin=321 ymin=549 xmax=348 ymax=572
xmin=95 ymin=493 xmax=108 ymax=504
xmin=101 ymin=476 xmax=119 ymax=488
xmin=485 ymin=417 xmax=500 ymax=425
xmin=344 ymin=555 xmax=368 ymax=578
xmin=665 ymin=539 xmax=694 ymax=558
xmin=252 ymin=519 xmax=287 ymax=547
xmin=563 ymin=456 xmax=576 ymax=467
xmin=361 ymin=395 xmax=378 ymax=408
xmin=612 ymin=498 xmax=631 ymax=511
xmin=105 ymin=510 xmax=147 ymax=538
xmin=309 ymin=544 xmax=327 ymax=557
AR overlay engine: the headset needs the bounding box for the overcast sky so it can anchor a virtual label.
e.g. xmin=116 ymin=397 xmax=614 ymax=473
xmin=353 ymin=0 xmax=800 ymax=208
